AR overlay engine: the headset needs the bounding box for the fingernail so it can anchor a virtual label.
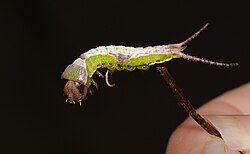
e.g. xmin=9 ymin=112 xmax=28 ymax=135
xmin=204 ymin=115 xmax=250 ymax=151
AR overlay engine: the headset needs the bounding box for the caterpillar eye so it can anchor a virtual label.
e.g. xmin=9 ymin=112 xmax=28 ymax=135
xmin=74 ymin=81 xmax=85 ymax=93
xmin=63 ymin=81 xmax=88 ymax=106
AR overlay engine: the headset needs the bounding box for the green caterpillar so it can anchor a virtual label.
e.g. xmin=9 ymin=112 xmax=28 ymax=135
xmin=61 ymin=24 xmax=237 ymax=105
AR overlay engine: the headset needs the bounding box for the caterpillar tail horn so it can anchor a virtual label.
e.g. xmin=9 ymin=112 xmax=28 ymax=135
xmin=179 ymin=23 xmax=209 ymax=47
xmin=178 ymin=53 xmax=238 ymax=66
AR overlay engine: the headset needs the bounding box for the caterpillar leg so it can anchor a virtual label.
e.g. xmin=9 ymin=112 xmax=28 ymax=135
xmin=95 ymin=71 xmax=104 ymax=78
xmin=105 ymin=70 xmax=115 ymax=87
xmin=137 ymin=65 xmax=150 ymax=70
xmin=88 ymin=88 xmax=93 ymax=95
xmin=91 ymin=78 xmax=98 ymax=89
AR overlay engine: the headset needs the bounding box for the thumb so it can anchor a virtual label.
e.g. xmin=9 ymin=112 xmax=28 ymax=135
xmin=166 ymin=118 xmax=240 ymax=154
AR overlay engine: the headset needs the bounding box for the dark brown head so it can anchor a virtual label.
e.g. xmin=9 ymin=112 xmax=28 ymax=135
xmin=63 ymin=80 xmax=88 ymax=106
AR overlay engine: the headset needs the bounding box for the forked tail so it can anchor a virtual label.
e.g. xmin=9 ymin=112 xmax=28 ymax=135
xmin=177 ymin=23 xmax=238 ymax=66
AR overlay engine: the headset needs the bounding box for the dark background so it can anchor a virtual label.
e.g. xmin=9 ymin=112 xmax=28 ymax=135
xmin=1 ymin=0 xmax=249 ymax=154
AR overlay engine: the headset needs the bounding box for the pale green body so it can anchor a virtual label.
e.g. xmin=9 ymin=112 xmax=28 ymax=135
xmin=61 ymin=45 xmax=183 ymax=87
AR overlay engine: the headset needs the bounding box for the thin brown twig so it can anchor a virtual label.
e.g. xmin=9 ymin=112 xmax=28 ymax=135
xmin=156 ymin=66 xmax=222 ymax=138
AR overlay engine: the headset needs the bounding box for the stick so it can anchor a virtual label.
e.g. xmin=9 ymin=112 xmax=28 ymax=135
xmin=156 ymin=66 xmax=222 ymax=138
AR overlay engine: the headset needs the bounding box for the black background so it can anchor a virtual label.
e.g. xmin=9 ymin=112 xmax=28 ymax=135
xmin=1 ymin=0 xmax=249 ymax=154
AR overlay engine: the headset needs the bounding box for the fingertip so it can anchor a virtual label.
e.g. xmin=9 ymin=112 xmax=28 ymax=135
xmin=224 ymin=145 xmax=242 ymax=154
xmin=166 ymin=118 xmax=217 ymax=153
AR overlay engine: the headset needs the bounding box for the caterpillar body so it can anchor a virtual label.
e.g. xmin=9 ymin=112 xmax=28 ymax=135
xmin=61 ymin=24 xmax=237 ymax=105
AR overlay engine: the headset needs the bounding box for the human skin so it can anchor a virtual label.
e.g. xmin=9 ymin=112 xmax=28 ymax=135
xmin=166 ymin=82 xmax=250 ymax=154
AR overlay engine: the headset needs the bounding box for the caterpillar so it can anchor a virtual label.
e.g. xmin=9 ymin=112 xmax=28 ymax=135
xmin=61 ymin=24 xmax=238 ymax=106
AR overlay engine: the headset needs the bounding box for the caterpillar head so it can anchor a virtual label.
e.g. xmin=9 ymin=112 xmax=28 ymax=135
xmin=63 ymin=80 xmax=88 ymax=106
xmin=61 ymin=63 xmax=89 ymax=106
